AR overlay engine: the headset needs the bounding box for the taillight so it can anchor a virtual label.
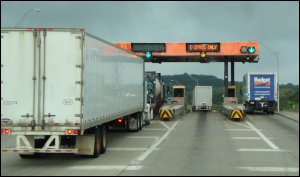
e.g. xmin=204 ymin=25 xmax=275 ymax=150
xmin=73 ymin=129 xmax=79 ymax=135
xmin=66 ymin=129 xmax=79 ymax=135
xmin=117 ymin=118 xmax=123 ymax=124
xmin=3 ymin=129 xmax=11 ymax=135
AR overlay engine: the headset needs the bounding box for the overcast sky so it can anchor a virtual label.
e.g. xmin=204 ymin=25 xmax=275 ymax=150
xmin=1 ymin=1 xmax=299 ymax=84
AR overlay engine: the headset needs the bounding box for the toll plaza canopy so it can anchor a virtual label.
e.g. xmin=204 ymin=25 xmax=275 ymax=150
xmin=115 ymin=42 xmax=259 ymax=63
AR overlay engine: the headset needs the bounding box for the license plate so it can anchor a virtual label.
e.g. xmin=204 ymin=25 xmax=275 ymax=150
xmin=34 ymin=135 xmax=45 ymax=139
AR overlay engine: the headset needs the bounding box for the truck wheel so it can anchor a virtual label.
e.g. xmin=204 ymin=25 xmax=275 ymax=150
xmin=99 ymin=125 xmax=107 ymax=154
xmin=91 ymin=127 xmax=101 ymax=158
xmin=145 ymin=120 xmax=150 ymax=125
xmin=139 ymin=113 xmax=143 ymax=131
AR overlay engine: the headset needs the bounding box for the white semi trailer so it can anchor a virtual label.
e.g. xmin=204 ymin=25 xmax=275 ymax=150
xmin=1 ymin=28 xmax=146 ymax=158
xmin=192 ymin=86 xmax=212 ymax=111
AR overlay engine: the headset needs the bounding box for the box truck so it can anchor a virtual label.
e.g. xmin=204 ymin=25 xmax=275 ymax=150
xmin=242 ymin=73 xmax=277 ymax=114
xmin=1 ymin=28 xmax=146 ymax=158
xmin=192 ymin=86 xmax=212 ymax=111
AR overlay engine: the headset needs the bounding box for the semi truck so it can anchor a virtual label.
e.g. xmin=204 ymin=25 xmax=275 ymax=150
xmin=242 ymin=72 xmax=277 ymax=114
xmin=1 ymin=28 xmax=147 ymax=158
xmin=145 ymin=71 xmax=164 ymax=119
xmin=192 ymin=86 xmax=212 ymax=111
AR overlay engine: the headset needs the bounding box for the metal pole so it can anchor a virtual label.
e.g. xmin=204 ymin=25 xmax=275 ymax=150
xmin=231 ymin=61 xmax=235 ymax=86
xmin=277 ymin=52 xmax=280 ymax=112
xmin=224 ymin=61 xmax=228 ymax=97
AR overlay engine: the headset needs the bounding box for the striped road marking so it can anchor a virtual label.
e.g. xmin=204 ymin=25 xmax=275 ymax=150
xmin=107 ymin=148 xmax=160 ymax=151
xmin=237 ymin=148 xmax=285 ymax=152
xmin=68 ymin=165 xmax=142 ymax=171
xmin=238 ymin=167 xmax=299 ymax=173
xmin=135 ymin=120 xmax=180 ymax=163
xmin=160 ymin=121 xmax=170 ymax=130
xmin=231 ymin=137 xmax=275 ymax=140
xmin=246 ymin=121 xmax=280 ymax=150
xmin=226 ymin=129 xmax=262 ymax=131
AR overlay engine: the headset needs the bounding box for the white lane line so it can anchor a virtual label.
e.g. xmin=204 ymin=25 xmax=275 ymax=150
xmin=238 ymin=167 xmax=299 ymax=173
xmin=232 ymin=137 xmax=262 ymax=140
xmin=226 ymin=129 xmax=261 ymax=131
xmin=230 ymin=122 xmax=252 ymax=129
xmin=107 ymin=148 xmax=160 ymax=151
xmin=237 ymin=148 xmax=285 ymax=152
xmin=246 ymin=121 xmax=280 ymax=150
xmin=68 ymin=165 xmax=142 ymax=171
xmin=142 ymin=128 xmax=168 ymax=131
xmin=127 ymin=136 xmax=160 ymax=142
xmin=159 ymin=121 xmax=170 ymax=130
xmin=136 ymin=120 xmax=180 ymax=162
xmin=231 ymin=137 xmax=275 ymax=140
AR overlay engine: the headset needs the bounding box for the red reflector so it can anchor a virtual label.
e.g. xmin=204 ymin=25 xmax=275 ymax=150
xmin=4 ymin=129 xmax=10 ymax=135
xmin=35 ymin=150 xmax=40 ymax=152
xmin=37 ymin=28 xmax=43 ymax=31
xmin=73 ymin=130 xmax=78 ymax=135
xmin=66 ymin=129 xmax=73 ymax=135
xmin=13 ymin=150 xmax=18 ymax=152
xmin=2 ymin=150 xmax=8 ymax=152
xmin=1 ymin=129 xmax=3 ymax=134
xmin=56 ymin=150 xmax=62 ymax=152
xmin=80 ymin=29 xmax=85 ymax=32
xmin=45 ymin=150 xmax=51 ymax=152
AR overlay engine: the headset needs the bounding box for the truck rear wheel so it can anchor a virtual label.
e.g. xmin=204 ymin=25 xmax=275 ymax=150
xmin=91 ymin=127 xmax=101 ymax=158
xmin=145 ymin=120 xmax=150 ymax=125
xmin=100 ymin=125 xmax=107 ymax=154
xmin=139 ymin=113 xmax=143 ymax=131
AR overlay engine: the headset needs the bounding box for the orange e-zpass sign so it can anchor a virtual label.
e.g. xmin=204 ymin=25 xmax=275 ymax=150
xmin=186 ymin=43 xmax=220 ymax=52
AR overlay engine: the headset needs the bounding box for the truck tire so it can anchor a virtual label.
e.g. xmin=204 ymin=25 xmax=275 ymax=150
xmin=91 ymin=127 xmax=101 ymax=158
xmin=99 ymin=125 xmax=107 ymax=154
xmin=145 ymin=120 xmax=150 ymax=125
xmin=139 ymin=113 xmax=143 ymax=131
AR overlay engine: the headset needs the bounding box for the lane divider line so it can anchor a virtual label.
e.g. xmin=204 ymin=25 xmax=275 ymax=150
xmin=246 ymin=121 xmax=280 ymax=150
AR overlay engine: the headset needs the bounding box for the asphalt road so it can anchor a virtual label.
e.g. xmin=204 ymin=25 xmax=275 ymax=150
xmin=1 ymin=112 xmax=299 ymax=176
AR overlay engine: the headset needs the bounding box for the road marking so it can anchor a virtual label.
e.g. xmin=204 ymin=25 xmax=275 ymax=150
xmin=246 ymin=121 xmax=280 ymax=150
xmin=142 ymin=128 xmax=168 ymax=131
xmin=232 ymin=137 xmax=262 ymax=140
xmin=68 ymin=165 xmax=142 ymax=171
xmin=225 ymin=129 xmax=261 ymax=131
xmin=135 ymin=120 xmax=179 ymax=162
xmin=127 ymin=136 xmax=159 ymax=141
xmin=231 ymin=122 xmax=252 ymax=129
xmin=160 ymin=121 xmax=170 ymax=130
xmin=237 ymin=148 xmax=285 ymax=152
xmin=231 ymin=137 xmax=275 ymax=140
xmin=107 ymin=148 xmax=160 ymax=151
xmin=238 ymin=167 xmax=299 ymax=173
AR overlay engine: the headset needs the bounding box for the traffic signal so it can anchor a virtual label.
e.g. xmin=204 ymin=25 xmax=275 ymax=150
xmin=247 ymin=46 xmax=255 ymax=54
xmin=145 ymin=51 xmax=152 ymax=59
xmin=240 ymin=46 xmax=255 ymax=54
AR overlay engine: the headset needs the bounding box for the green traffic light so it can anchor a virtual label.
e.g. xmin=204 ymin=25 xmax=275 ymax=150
xmin=145 ymin=51 xmax=152 ymax=58
xmin=248 ymin=47 xmax=255 ymax=54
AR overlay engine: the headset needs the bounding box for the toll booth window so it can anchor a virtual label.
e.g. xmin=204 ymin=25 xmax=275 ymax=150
xmin=174 ymin=88 xmax=184 ymax=97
